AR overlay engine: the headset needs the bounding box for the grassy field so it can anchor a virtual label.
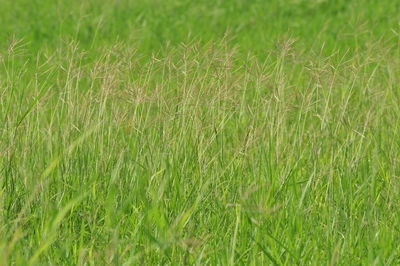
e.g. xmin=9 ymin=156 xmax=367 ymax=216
xmin=1 ymin=0 xmax=400 ymax=264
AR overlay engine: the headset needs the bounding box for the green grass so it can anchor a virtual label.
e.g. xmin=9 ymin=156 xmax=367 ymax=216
xmin=1 ymin=0 xmax=400 ymax=264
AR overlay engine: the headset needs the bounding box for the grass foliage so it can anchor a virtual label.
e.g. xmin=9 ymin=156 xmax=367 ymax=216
xmin=1 ymin=0 xmax=400 ymax=264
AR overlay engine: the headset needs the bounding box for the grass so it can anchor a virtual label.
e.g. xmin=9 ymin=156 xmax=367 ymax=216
xmin=1 ymin=0 xmax=400 ymax=264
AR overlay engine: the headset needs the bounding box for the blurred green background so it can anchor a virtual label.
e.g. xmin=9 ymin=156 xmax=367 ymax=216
xmin=1 ymin=0 xmax=399 ymax=56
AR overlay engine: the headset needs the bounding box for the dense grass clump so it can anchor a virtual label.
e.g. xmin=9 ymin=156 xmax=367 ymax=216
xmin=1 ymin=0 xmax=400 ymax=265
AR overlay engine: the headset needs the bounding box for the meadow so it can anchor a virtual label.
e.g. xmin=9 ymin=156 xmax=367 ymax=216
xmin=1 ymin=0 xmax=400 ymax=264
